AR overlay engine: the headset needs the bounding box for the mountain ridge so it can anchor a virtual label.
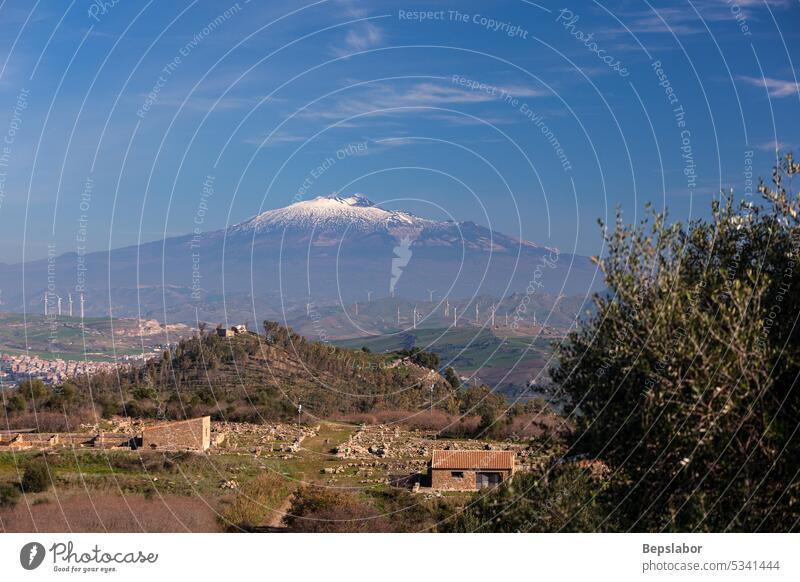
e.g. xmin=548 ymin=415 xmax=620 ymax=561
xmin=0 ymin=193 xmax=599 ymax=324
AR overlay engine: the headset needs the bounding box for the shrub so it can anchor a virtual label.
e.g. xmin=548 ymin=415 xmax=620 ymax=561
xmin=552 ymin=154 xmax=800 ymax=531
xmin=0 ymin=482 xmax=20 ymax=507
xmin=283 ymin=486 xmax=391 ymax=533
xmin=440 ymin=464 xmax=607 ymax=532
xmin=444 ymin=367 xmax=460 ymax=389
xmin=21 ymin=460 xmax=52 ymax=493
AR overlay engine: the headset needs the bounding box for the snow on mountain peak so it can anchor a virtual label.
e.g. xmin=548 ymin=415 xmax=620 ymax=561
xmin=313 ymin=192 xmax=374 ymax=207
xmin=230 ymin=193 xmax=434 ymax=235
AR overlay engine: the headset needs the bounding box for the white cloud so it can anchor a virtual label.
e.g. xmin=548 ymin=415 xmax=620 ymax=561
xmin=304 ymin=80 xmax=547 ymax=121
xmin=739 ymin=76 xmax=798 ymax=98
xmin=756 ymin=140 xmax=797 ymax=152
xmin=243 ymin=131 xmax=307 ymax=149
xmin=341 ymin=22 xmax=383 ymax=52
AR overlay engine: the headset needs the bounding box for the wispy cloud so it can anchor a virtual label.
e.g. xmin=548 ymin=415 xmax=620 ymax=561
xmin=757 ymin=140 xmax=797 ymax=152
xmin=733 ymin=0 xmax=791 ymax=6
xmin=331 ymin=1 xmax=386 ymax=56
xmin=304 ymin=80 xmax=547 ymax=121
xmin=612 ymin=0 xmax=787 ymax=37
xmin=339 ymin=22 xmax=383 ymax=53
xmin=739 ymin=75 xmax=798 ymax=98
xmin=243 ymin=131 xmax=307 ymax=149
xmin=624 ymin=8 xmax=708 ymax=35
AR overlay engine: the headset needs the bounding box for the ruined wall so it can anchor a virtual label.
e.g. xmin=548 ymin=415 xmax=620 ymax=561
xmin=141 ymin=417 xmax=211 ymax=451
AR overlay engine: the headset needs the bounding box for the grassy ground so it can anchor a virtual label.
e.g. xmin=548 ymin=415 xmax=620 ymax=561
xmin=0 ymin=422 xmax=357 ymax=532
xmin=0 ymin=419 xmax=541 ymax=532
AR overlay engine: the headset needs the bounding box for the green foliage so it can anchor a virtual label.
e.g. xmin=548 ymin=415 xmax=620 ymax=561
xmin=552 ymin=154 xmax=800 ymax=532
xmin=2 ymin=320 xmax=459 ymax=425
xmin=441 ymin=464 xmax=607 ymax=532
xmin=444 ymin=366 xmax=460 ymax=389
xmin=394 ymin=347 xmax=440 ymax=370
xmin=283 ymin=486 xmax=391 ymax=532
xmin=18 ymin=379 xmax=47 ymax=402
xmin=21 ymin=459 xmax=52 ymax=493
xmin=457 ymin=384 xmax=508 ymax=437
xmin=0 ymin=481 xmax=21 ymax=507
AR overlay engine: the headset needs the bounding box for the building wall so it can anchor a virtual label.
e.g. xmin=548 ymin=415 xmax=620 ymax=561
xmin=141 ymin=417 xmax=211 ymax=451
xmin=431 ymin=468 xmax=512 ymax=491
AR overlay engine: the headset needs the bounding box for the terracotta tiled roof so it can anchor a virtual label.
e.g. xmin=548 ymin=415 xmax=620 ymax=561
xmin=431 ymin=450 xmax=515 ymax=470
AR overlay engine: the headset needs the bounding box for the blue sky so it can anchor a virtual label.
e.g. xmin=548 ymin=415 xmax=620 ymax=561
xmin=0 ymin=0 xmax=797 ymax=262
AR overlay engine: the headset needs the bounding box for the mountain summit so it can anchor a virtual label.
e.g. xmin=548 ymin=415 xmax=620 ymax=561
xmin=0 ymin=193 xmax=599 ymax=322
xmin=230 ymin=193 xmax=434 ymax=235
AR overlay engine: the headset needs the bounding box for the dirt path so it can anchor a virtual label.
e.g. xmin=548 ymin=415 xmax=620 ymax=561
xmin=260 ymin=422 xmax=355 ymax=531
xmin=264 ymin=488 xmax=295 ymax=530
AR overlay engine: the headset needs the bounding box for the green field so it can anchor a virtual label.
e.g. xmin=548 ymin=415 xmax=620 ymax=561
xmin=335 ymin=327 xmax=556 ymax=395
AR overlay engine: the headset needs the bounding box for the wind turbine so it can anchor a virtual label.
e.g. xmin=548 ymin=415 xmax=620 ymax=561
xmin=68 ymin=293 xmax=73 ymax=317
xmin=80 ymin=294 xmax=85 ymax=319
xmin=57 ymin=295 xmax=62 ymax=316
xmin=427 ymin=289 xmax=436 ymax=302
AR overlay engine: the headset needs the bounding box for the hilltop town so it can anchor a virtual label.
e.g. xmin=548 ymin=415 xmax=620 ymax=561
xmin=0 ymin=352 xmax=156 ymax=386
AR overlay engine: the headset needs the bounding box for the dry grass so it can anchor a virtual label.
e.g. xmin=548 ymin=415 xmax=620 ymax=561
xmin=487 ymin=411 xmax=573 ymax=440
xmin=0 ymin=491 xmax=221 ymax=532
xmin=283 ymin=486 xmax=392 ymax=533
xmin=217 ymin=472 xmax=291 ymax=531
xmin=338 ymin=409 xmax=480 ymax=435
xmin=4 ymin=409 xmax=98 ymax=432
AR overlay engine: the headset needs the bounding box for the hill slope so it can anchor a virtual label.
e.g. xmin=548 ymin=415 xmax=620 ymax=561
xmin=117 ymin=322 xmax=458 ymax=420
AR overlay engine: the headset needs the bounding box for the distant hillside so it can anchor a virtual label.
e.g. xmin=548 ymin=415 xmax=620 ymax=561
xmin=335 ymin=326 xmax=562 ymax=398
xmin=0 ymin=312 xmax=189 ymax=360
xmin=113 ymin=321 xmax=458 ymax=421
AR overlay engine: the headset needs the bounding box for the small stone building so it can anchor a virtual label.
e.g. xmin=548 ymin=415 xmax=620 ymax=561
xmin=430 ymin=450 xmax=515 ymax=491
xmin=217 ymin=324 xmax=248 ymax=338
xmin=141 ymin=416 xmax=211 ymax=452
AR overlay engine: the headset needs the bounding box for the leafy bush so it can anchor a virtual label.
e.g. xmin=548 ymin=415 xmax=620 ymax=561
xmin=444 ymin=367 xmax=460 ymax=389
xmin=0 ymin=482 xmax=20 ymax=507
xmin=440 ymin=464 xmax=607 ymax=532
xmin=21 ymin=460 xmax=52 ymax=493
xmin=283 ymin=486 xmax=391 ymax=532
xmin=395 ymin=347 xmax=440 ymax=370
xmin=552 ymin=154 xmax=800 ymax=531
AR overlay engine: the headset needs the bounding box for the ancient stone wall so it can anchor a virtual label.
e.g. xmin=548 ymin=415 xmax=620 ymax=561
xmin=141 ymin=416 xmax=210 ymax=451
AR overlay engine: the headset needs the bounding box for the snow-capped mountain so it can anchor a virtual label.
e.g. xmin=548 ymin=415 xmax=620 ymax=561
xmin=0 ymin=193 xmax=599 ymax=323
xmin=225 ymin=193 xmax=540 ymax=255
xmin=230 ymin=193 xmax=434 ymax=235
